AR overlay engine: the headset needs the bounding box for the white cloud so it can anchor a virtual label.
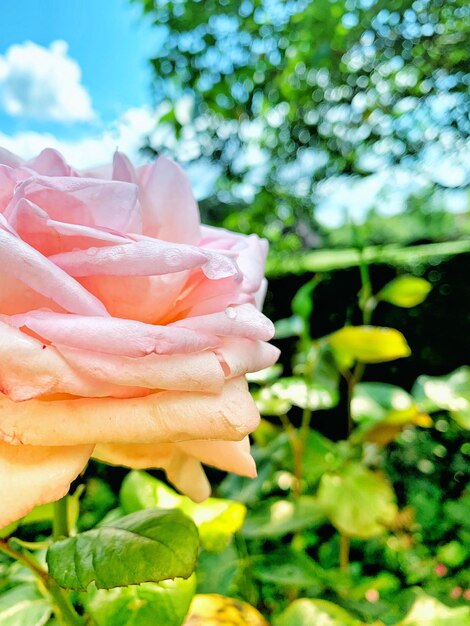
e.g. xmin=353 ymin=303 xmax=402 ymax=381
xmin=0 ymin=106 xmax=156 ymax=168
xmin=0 ymin=40 xmax=94 ymax=122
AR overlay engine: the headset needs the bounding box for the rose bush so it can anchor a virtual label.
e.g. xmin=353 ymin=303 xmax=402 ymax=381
xmin=0 ymin=147 xmax=279 ymax=527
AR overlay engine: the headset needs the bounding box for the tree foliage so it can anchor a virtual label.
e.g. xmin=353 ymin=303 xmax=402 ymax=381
xmin=135 ymin=0 xmax=469 ymax=248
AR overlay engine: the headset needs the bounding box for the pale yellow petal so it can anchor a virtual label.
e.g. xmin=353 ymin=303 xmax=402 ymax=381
xmin=0 ymin=377 xmax=259 ymax=446
xmin=0 ymin=442 xmax=92 ymax=527
xmin=177 ymin=437 xmax=256 ymax=478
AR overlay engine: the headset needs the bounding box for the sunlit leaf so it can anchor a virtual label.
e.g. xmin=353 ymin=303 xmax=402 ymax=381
xmin=395 ymin=594 xmax=470 ymax=625
xmin=183 ymin=594 xmax=268 ymax=626
xmin=246 ymin=364 xmax=283 ymax=384
xmin=85 ymin=576 xmax=196 ymax=626
xmin=242 ymin=496 xmax=325 ymax=538
xmin=352 ymin=383 xmax=414 ymax=423
xmin=0 ymin=584 xmax=51 ymax=626
xmin=47 ymin=508 xmax=198 ymax=590
xmin=362 ymin=408 xmax=432 ymax=445
xmin=351 ymin=383 xmax=432 ymax=444
xmin=252 ymin=387 xmax=292 ymax=416
xmin=412 ymin=367 xmax=470 ymax=429
xmin=317 ymin=463 xmax=398 ymax=539
xmin=0 ymin=521 xmax=19 ymax=539
xmin=436 ymin=540 xmax=468 ymax=568
xmin=121 ymin=471 xmax=246 ymax=552
xmin=378 ymin=275 xmax=431 ymax=308
xmin=329 ymin=326 xmax=411 ymax=368
xmin=273 ymin=598 xmax=364 ymax=626
xmin=271 ymin=377 xmax=338 ymax=410
xmin=274 ymin=315 xmax=305 ymax=339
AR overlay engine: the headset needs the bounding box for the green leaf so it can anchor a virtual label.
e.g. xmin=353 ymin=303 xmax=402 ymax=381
xmin=47 ymin=508 xmax=198 ymax=591
xmin=351 ymin=383 xmax=432 ymax=445
xmin=378 ymin=275 xmax=432 ymax=308
xmin=120 ymin=471 xmax=246 ymax=552
xmin=0 ymin=521 xmax=19 ymax=539
xmin=0 ymin=584 xmax=51 ymax=626
xmin=196 ymin=542 xmax=240 ymax=595
xmin=274 ymin=598 xmax=364 ymax=626
xmin=252 ymin=386 xmax=292 ymax=416
xmin=271 ymin=377 xmax=339 ymax=410
xmin=252 ymin=550 xmax=323 ymax=590
xmin=85 ymin=575 xmax=196 ymax=626
xmin=246 ymin=363 xmax=283 ymax=384
xmin=292 ymin=277 xmax=319 ymax=322
xmin=436 ymin=540 xmax=468 ymax=568
xmin=412 ymin=367 xmax=470 ymax=429
xmin=329 ymin=326 xmax=411 ymax=368
xmin=301 ymin=431 xmax=343 ymax=485
xmin=317 ymin=463 xmax=398 ymax=539
xmin=274 ymin=315 xmax=305 ymax=339
xmin=395 ymin=594 xmax=470 ymax=626
xmin=242 ymin=496 xmax=325 ymax=538
xmin=352 ymin=383 xmax=414 ymax=423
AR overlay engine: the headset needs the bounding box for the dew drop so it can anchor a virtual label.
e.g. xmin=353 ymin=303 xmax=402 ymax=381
xmin=87 ymin=247 xmax=98 ymax=256
xmin=225 ymin=306 xmax=237 ymax=319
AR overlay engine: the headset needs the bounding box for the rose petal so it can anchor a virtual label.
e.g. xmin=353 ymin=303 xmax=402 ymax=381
xmin=26 ymin=148 xmax=77 ymax=177
xmin=5 ymin=175 xmax=142 ymax=234
xmin=8 ymin=198 xmax=131 ymax=256
xmin=0 ymin=229 xmax=108 ymax=316
xmin=0 ymin=442 xmax=92 ymax=527
xmin=94 ymin=442 xmax=211 ymax=502
xmin=138 ymin=156 xmax=201 ymax=244
xmin=57 ymin=344 xmax=225 ymax=394
xmin=0 ymin=321 xmax=145 ymax=401
xmin=165 ymin=453 xmax=211 ymax=502
xmin=216 ymin=338 xmax=280 ymax=378
xmin=170 ymin=303 xmax=275 ymax=341
xmin=78 ymin=273 xmax=189 ymax=323
xmin=0 ymin=165 xmax=17 ymax=212
xmin=177 ymin=437 xmax=256 ymax=478
xmin=8 ymin=310 xmax=220 ymax=357
xmin=0 ymin=147 xmax=23 ymax=168
xmin=112 ymin=151 xmax=137 ymax=184
xmin=49 ymin=239 xmax=209 ymax=277
xmin=0 ymin=377 xmax=260 ymax=446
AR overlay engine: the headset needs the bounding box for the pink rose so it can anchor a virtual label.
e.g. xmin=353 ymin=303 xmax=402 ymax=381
xmin=0 ymin=147 xmax=279 ymax=527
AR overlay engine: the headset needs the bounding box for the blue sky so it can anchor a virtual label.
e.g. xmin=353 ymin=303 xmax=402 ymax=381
xmin=0 ymin=0 xmax=160 ymax=165
xmin=0 ymin=1 xmax=467 ymax=224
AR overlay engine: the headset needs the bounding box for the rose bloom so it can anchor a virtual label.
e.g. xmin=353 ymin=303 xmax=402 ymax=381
xmin=0 ymin=147 xmax=279 ymax=527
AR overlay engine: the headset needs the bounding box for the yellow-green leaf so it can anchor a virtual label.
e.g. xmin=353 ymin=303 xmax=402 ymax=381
xmin=183 ymin=594 xmax=268 ymax=626
xmin=378 ymin=275 xmax=431 ymax=308
xmin=85 ymin=576 xmax=196 ymax=626
xmin=413 ymin=367 xmax=470 ymax=430
xmin=274 ymin=598 xmax=364 ymax=626
xmin=329 ymin=326 xmax=411 ymax=367
xmin=120 ymin=471 xmax=246 ymax=552
xmin=317 ymin=463 xmax=398 ymax=539
xmin=395 ymin=594 xmax=470 ymax=625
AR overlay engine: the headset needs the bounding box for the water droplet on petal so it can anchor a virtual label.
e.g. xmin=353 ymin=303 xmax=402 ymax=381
xmin=87 ymin=247 xmax=98 ymax=256
xmin=225 ymin=306 xmax=237 ymax=319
